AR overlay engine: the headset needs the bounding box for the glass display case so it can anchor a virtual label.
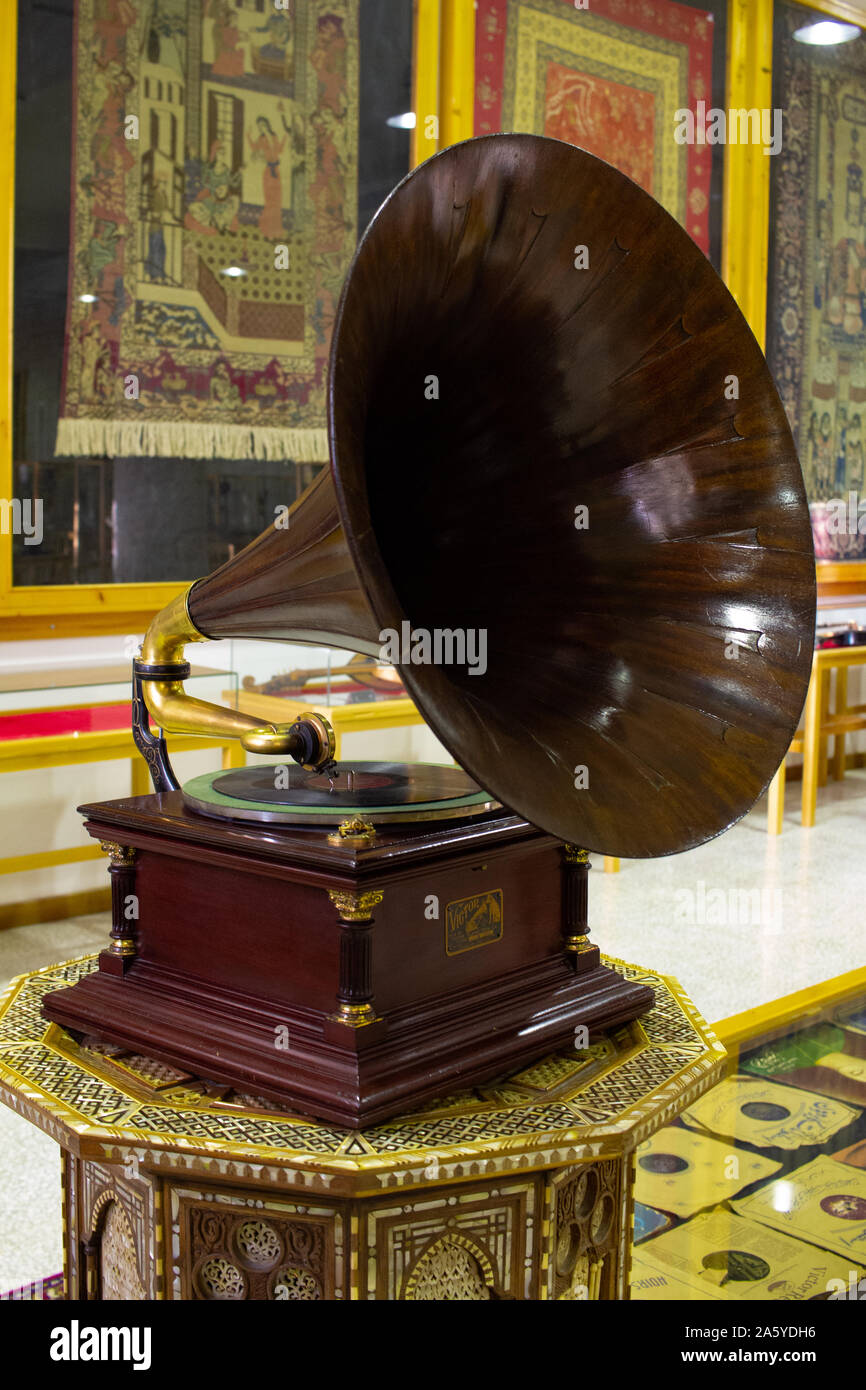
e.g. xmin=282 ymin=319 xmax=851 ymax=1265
xmin=219 ymin=638 xmax=445 ymax=765
xmin=0 ymin=663 xmax=237 ymax=716
xmin=6 ymin=0 xmax=419 ymax=597
xmin=632 ymin=974 xmax=866 ymax=1302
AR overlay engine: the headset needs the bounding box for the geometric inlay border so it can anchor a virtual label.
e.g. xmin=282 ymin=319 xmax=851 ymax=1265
xmin=0 ymin=953 xmax=725 ymax=1184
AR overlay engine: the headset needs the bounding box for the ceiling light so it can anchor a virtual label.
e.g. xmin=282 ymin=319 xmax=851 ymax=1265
xmin=793 ymin=20 xmax=860 ymax=44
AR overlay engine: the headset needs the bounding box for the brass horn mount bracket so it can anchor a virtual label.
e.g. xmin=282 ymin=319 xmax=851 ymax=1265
xmin=132 ymin=586 xmax=338 ymax=793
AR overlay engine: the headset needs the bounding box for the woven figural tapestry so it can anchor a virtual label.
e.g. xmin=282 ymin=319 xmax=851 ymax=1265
xmin=56 ymin=0 xmax=359 ymax=462
xmin=473 ymin=0 xmax=715 ymax=256
xmin=767 ymin=4 xmax=866 ymax=555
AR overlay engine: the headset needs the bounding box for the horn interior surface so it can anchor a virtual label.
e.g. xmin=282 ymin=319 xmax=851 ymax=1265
xmin=329 ymin=133 xmax=815 ymax=859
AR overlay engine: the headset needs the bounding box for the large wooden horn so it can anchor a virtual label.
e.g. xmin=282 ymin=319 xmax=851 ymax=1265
xmin=142 ymin=133 xmax=816 ymax=858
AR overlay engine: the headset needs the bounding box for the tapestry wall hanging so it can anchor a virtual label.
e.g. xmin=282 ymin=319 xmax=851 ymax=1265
xmin=56 ymin=0 xmax=359 ymax=462
xmin=767 ymin=2 xmax=866 ymax=557
xmin=473 ymin=0 xmax=715 ymax=257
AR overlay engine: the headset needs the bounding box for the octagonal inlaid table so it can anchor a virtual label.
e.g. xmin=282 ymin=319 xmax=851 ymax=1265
xmin=0 ymin=954 xmax=724 ymax=1301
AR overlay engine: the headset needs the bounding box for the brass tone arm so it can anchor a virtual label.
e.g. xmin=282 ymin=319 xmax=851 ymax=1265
xmin=138 ymin=587 xmax=336 ymax=766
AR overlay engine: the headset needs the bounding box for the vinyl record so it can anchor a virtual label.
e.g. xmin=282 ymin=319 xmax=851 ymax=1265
xmin=182 ymin=761 xmax=499 ymax=825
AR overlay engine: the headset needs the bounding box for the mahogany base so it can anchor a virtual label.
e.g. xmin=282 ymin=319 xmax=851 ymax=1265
xmin=44 ymin=954 xmax=650 ymax=1127
xmin=42 ymin=791 xmax=654 ymax=1127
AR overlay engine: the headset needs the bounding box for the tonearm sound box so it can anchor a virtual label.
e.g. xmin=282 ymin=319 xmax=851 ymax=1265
xmin=43 ymin=135 xmax=816 ymax=1126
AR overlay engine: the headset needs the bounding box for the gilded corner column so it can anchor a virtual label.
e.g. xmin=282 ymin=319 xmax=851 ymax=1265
xmin=98 ymin=841 xmax=138 ymax=976
xmin=561 ymin=845 xmax=599 ymax=973
xmin=328 ymin=889 xmax=384 ymax=1026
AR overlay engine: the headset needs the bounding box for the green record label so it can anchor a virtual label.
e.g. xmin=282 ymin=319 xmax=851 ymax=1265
xmin=445 ymin=890 xmax=503 ymax=956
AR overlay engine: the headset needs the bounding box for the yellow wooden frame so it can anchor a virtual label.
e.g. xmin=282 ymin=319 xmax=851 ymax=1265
xmin=714 ymin=965 xmax=866 ymax=1045
xmin=724 ymin=0 xmax=774 ymax=344
xmin=0 ymin=3 xmax=443 ymax=640
xmin=439 ymin=0 xmax=475 ymax=148
xmin=412 ymin=0 xmax=441 ymax=168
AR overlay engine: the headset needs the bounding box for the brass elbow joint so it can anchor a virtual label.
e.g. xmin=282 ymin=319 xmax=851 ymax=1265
xmin=137 ymin=586 xmax=336 ymax=768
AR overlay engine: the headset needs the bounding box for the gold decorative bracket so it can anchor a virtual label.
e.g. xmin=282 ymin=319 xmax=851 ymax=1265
xmin=327 ymin=817 xmax=377 ymax=849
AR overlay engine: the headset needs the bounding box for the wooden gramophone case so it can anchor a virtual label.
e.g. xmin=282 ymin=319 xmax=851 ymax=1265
xmin=43 ymin=135 xmax=816 ymax=1127
xmin=51 ymin=792 xmax=649 ymax=1128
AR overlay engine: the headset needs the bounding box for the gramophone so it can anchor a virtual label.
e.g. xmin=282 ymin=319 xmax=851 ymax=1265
xmin=43 ymin=135 xmax=816 ymax=1127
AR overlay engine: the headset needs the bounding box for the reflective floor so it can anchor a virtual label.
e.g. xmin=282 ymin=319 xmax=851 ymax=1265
xmin=594 ymin=768 xmax=866 ymax=1025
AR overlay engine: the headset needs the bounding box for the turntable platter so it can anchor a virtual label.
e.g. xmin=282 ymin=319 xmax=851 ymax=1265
xmin=182 ymin=761 xmax=500 ymax=825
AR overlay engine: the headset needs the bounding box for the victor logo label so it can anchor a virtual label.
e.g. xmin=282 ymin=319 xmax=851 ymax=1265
xmin=445 ymin=889 xmax=503 ymax=955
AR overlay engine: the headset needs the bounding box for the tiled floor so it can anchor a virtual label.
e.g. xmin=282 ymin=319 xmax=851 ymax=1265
xmin=595 ymin=768 xmax=866 ymax=1023
xmin=0 ymin=773 xmax=864 ymax=1292
xmin=0 ymin=913 xmax=111 ymax=990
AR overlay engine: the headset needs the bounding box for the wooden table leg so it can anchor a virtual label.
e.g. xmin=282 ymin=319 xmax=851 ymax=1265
xmin=833 ymin=667 xmax=849 ymax=781
xmin=801 ymin=664 xmax=822 ymax=828
xmin=818 ymin=669 xmax=830 ymax=787
xmin=603 ymin=857 xmax=620 ymax=874
xmin=767 ymin=762 xmax=785 ymax=835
